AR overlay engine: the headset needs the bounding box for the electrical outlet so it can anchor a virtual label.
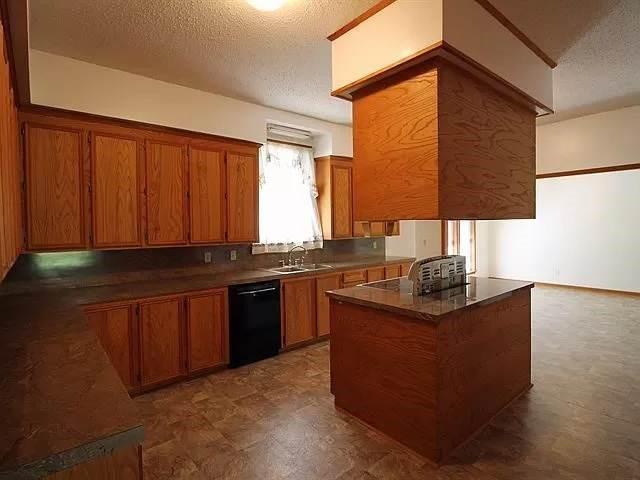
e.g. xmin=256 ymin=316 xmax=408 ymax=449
xmin=372 ymin=240 xmax=378 ymax=249
xmin=204 ymin=252 xmax=212 ymax=264
xmin=230 ymin=249 xmax=237 ymax=261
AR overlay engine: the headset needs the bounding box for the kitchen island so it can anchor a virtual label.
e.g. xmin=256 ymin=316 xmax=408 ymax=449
xmin=327 ymin=276 xmax=534 ymax=464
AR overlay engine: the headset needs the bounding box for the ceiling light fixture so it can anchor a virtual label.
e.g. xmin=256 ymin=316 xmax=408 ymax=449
xmin=247 ymin=0 xmax=286 ymax=12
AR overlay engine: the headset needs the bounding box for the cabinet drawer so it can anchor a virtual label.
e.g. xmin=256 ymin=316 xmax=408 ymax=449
xmin=384 ymin=264 xmax=401 ymax=279
xmin=367 ymin=266 xmax=385 ymax=282
xmin=342 ymin=269 xmax=367 ymax=286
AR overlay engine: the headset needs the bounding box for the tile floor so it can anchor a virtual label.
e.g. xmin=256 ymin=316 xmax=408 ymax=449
xmin=135 ymin=285 xmax=640 ymax=479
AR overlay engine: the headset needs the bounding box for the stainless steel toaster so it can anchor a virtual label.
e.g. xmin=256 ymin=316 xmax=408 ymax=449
xmin=407 ymin=255 xmax=467 ymax=295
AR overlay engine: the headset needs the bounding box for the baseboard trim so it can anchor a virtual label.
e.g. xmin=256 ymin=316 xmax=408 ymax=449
xmin=489 ymin=277 xmax=640 ymax=297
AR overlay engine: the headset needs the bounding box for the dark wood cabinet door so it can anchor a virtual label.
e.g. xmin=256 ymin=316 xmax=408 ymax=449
xmin=315 ymin=273 xmax=341 ymax=337
xmin=86 ymin=304 xmax=138 ymax=390
xmin=145 ymin=140 xmax=188 ymax=245
xmin=25 ymin=124 xmax=85 ymax=249
xmin=331 ymin=164 xmax=352 ymax=238
xmin=226 ymin=151 xmax=258 ymax=243
xmin=187 ymin=289 xmax=228 ymax=372
xmin=189 ymin=147 xmax=225 ymax=244
xmin=139 ymin=296 xmax=185 ymax=386
xmin=91 ymin=132 xmax=142 ymax=248
xmin=283 ymin=277 xmax=316 ymax=347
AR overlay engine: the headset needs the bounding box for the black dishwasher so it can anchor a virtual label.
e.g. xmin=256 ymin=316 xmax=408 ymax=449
xmin=228 ymin=280 xmax=281 ymax=368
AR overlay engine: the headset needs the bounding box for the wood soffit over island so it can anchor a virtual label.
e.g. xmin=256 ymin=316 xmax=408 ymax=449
xmin=327 ymin=0 xmax=557 ymax=68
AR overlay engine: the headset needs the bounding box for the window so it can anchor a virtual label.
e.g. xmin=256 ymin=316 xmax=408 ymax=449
xmin=252 ymin=141 xmax=323 ymax=253
xmin=443 ymin=220 xmax=476 ymax=274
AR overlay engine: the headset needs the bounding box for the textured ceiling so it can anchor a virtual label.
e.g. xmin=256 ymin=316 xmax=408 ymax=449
xmin=29 ymin=0 xmax=640 ymax=125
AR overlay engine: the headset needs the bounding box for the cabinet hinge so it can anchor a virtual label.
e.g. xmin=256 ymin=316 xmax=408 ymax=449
xmin=20 ymin=125 xmax=25 ymax=137
xmin=88 ymin=182 xmax=92 ymax=193
xmin=87 ymin=135 xmax=91 ymax=145
xmin=135 ymin=305 xmax=140 ymax=316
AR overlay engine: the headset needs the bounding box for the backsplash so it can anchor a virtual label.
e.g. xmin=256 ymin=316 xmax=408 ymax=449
xmin=1 ymin=238 xmax=385 ymax=293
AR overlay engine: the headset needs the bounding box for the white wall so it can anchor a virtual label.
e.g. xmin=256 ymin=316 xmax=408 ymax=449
xmin=487 ymin=107 xmax=640 ymax=293
xmin=29 ymin=50 xmax=353 ymax=156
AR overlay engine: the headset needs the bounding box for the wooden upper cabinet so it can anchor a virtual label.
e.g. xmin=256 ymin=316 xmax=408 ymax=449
xmin=186 ymin=289 xmax=228 ymax=372
xmin=86 ymin=303 xmax=138 ymax=390
xmin=226 ymin=151 xmax=258 ymax=243
xmin=282 ymin=277 xmax=316 ymax=347
xmin=91 ymin=133 xmax=142 ymax=248
xmin=189 ymin=147 xmax=225 ymax=244
xmin=25 ymin=124 xmax=85 ymax=250
xmin=316 ymin=273 xmax=341 ymax=337
xmin=316 ymin=156 xmax=353 ymax=239
xmin=331 ymin=164 xmax=353 ymax=238
xmin=145 ymin=140 xmax=188 ymax=245
xmin=139 ymin=296 xmax=185 ymax=386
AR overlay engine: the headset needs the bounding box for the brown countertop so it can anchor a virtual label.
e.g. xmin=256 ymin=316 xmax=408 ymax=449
xmin=326 ymin=276 xmax=535 ymax=321
xmin=0 ymin=255 xmax=413 ymax=478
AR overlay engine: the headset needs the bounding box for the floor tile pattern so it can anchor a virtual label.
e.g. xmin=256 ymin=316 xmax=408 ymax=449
xmin=135 ymin=285 xmax=640 ymax=479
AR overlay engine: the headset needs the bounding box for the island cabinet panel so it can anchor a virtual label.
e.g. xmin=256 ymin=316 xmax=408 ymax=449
xmin=315 ymin=273 xmax=341 ymax=337
xmin=331 ymin=164 xmax=353 ymax=238
xmin=189 ymin=147 xmax=225 ymax=244
xmin=437 ymin=288 xmax=532 ymax=457
xmin=186 ymin=289 xmax=228 ymax=373
xmin=384 ymin=264 xmax=401 ymax=279
xmin=145 ymin=140 xmax=188 ymax=245
xmin=330 ymin=301 xmax=440 ymax=460
xmin=226 ymin=152 xmax=258 ymax=243
xmin=366 ymin=266 xmax=385 ymax=283
xmin=25 ymin=124 xmax=86 ymax=250
xmin=282 ymin=277 xmax=316 ymax=347
xmin=45 ymin=444 xmax=142 ymax=480
xmin=139 ymin=296 xmax=185 ymax=387
xmin=91 ymin=133 xmax=142 ymax=248
xmin=86 ymin=303 xmax=139 ymax=390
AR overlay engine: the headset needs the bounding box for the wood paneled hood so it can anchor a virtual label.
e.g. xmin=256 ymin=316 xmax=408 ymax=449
xmin=329 ymin=0 xmax=555 ymax=221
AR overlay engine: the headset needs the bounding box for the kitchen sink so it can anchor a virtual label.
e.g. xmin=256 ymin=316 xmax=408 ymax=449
xmin=264 ymin=264 xmax=333 ymax=274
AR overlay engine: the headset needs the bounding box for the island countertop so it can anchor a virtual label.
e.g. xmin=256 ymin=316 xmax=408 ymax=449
xmin=326 ymin=276 xmax=535 ymax=321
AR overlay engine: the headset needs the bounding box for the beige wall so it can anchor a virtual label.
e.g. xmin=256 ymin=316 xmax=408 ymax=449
xmin=29 ymin=50 xmax=353 ymax=156
xmin=537 ymin=106 xmax=640 ymax=174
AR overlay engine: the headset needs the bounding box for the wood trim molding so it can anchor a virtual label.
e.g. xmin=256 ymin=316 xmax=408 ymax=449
xmin=536 ymin=163 xmax=640 ymax=179
xmin=19 ymin=104 xmax=262 ymax=149
xmin=327 ymin=0 xmax=397 ymax=41
xmin=473 ymin=0 xmax=557 ymax=68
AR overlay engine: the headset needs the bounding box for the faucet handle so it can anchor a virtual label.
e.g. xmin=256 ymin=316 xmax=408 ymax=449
xmin=279 ymin=259 xmax=286 ymax=267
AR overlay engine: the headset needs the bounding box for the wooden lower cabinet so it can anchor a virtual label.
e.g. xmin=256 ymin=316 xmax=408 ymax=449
xmin=367 ymin=267 xmax=385 ymax=283
xmin=385 ymin=264 xmax=401 ymax=279
xmin=401 ymin=262 xmax=412 ymax=276
xmin=139 ymin=296 xmax=186 ymax=387
xmin=342 ymin=269 xmax=367 ymax=288
xmin=186 ymin=289 xmax=228 ymax=373
xmin=45 ymin=445 xmax=142 ymax=480
xmin=86 ymin=303 xmax=138 ymax=390
xmin=282 ymin=277 xmax=317 ymax=348
xmin=315 ymin=273 xmax=341 ymax=337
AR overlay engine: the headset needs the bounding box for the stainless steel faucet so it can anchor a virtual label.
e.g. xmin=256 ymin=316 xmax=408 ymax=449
xmin=287 ymin=245 xmax=307 ymax=266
